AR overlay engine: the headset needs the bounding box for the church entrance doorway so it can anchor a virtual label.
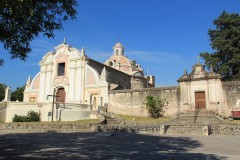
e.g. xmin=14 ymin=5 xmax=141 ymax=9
xmin=56 ymin=88 xmax=66 ymax=103
xmin=195 ymin=91 xmax=206 ymax=109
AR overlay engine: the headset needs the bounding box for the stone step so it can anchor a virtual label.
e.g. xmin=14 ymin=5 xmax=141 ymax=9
xmin=165 ymin=110 xmax=227 ymax=126
xmin=165 ymin=125 xmax=203 ymax=135
xmin=105 ymin=117 xmax=120 ymax=125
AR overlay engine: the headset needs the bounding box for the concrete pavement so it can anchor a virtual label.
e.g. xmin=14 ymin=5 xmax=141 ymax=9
xmin=0 ymin=132 xmax=239 ymax=159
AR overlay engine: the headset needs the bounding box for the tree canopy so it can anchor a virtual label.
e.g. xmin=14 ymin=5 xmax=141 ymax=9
xmin=0 ymin=83 xmax=7 ymax=101
xmin=10 ymin=85 xmax=25 ymax=101
xmin=0 ymin=0 xmax=77 ymax=66
xmin=200 ymin=11 xmax=240 ymax=81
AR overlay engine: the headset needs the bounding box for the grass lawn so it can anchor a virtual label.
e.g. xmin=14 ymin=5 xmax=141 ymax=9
xmin=229 ymin=119 xmax=240 ymax=125
xmin=117 ymin=114 xmax=171 ymax=125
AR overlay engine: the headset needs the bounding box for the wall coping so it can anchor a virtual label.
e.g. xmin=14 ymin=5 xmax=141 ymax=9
xmin=109 ymin=86 xmax=179 ymax=94
xmin=222 ymin=81 xmax=240 ymax=86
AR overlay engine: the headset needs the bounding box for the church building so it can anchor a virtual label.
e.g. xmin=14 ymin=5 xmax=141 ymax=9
xmin=23 ymin=40 xmax=154 ymax=109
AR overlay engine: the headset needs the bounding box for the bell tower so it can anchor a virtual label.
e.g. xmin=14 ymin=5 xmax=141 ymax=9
xmin=113 ymin=42 xmax=124 ymax=56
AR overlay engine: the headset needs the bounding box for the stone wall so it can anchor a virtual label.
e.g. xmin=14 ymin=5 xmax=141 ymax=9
xmin=108 ymin=80 xmax=240 ymax=118
xmin=108 ymin=86 xmax=180 ymax=117
xmin=0 ymin=112 xmax=105 ymax=133
xmin=210 ymin=125 xmax=240 ymax=135
xmin=0 ymin=123 xmax=97 ymax=133
xmin=222 ymin=81 xmax=240 ymax=114
xmin=131 ymin=76 xmax=146 ymax=89
xmin=87 ymin=59 xmax=132 ymax=89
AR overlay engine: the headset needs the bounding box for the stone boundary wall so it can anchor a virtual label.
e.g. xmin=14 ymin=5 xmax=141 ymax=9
xmin=222 ymin=81 xmax=240 ymax=113
xmin=97 ymin=124 xmax=163 ymax=134
xmin=97 ymin=124 xmax=240 ymax=136
xmin=1 ymin=122 xmax=240 ymax=136
xmin=0 ymin=123 xmax=98 ymax=133
xmin=210 ymin=125 xmax=240 ymax=135
xmin=108 ymin=86 xmax=180 ymax=117
xmin=0 ymin=112 xmax=105 ymax=133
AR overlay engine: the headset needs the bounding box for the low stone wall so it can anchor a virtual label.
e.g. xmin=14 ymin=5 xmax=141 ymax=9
xmin=0 ymin=112 xmax=106 ymax=133
xmin=0 ymin=123 xmax=97 ymax=133
xmin=210 ymin=125 xmax=240 ymax=135
xmin=97 ymin=124 xmax=162 ymax=134
xmin=1 ymin=122 xmax=240 ymax=135
xmin=108 ymin=86 xmax=180 ymax=117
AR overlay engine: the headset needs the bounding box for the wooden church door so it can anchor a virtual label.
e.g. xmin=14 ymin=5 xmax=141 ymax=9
xmin=195 ymin=91 xmax=206 ymax=109
xmin=56 ymin=88 xmax=66 ymax=103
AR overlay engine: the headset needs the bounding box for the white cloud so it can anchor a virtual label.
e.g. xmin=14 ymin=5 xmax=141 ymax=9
xmin=83 ymin=46 xmax=112 ymax=62
xmin=30 ymin=40 xmax=55 ymax=57
xmin=126 ymin=50 xmax=187 ymax=65
xmin=21 ymin=61 xmax=39 ymax=67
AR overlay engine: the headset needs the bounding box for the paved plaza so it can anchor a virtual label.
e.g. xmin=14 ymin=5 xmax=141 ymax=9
xmin=0 ymin=132 xmax=239 ymax=159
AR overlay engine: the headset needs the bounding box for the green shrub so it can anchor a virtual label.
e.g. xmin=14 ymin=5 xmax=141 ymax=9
xmin=27 ymin=110 xmax=40 ymax=122
xmin=143 ymin=96 xmax=167 ymax=118
xmin=12 ymin=110 xmax=40 ymax=122
xmin=12 ymin=114 xmax=25 ymax=122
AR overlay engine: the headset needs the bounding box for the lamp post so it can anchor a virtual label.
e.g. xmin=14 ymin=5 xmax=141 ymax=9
xmin=47 ymin=88 xmax=59 ymax=122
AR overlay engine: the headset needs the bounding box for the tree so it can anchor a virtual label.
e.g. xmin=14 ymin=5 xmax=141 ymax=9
xmin=200 ymin=11 xmax=240 ymax=81
xmin=11 ymin=86 xmax=25 ymax=101
xmin=0 ymin=0 xmax=77 ymax=66
xmin=0 ymin=83 xmax=7 ymax=101
xmin=143 ymin=95 xmax=167 ymax=118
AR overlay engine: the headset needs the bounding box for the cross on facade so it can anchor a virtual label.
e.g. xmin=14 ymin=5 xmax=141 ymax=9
xmin=47 ymin=88 xmax=60 ymax=122
xmin=117 ymin=35 xmax=120 ymax=42
xmin=63 ymin=37 xmax=66 ymax=44
xmin=197 ymin=55 xmax=200 ymax=63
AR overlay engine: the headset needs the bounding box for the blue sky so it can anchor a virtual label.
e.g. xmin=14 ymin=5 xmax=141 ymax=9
xmin=1 ymin=0 xmax=240 ymax=90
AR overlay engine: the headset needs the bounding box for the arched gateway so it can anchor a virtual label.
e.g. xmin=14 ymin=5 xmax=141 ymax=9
xmin=56 ymin=88 xmax=66 ymax=103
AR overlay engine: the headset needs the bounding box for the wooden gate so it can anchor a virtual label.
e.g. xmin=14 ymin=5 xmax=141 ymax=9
xmin=56 ymin=88 xmax=66 ymax=103
xmin=195 ymin=91 xmax=206 ymax=109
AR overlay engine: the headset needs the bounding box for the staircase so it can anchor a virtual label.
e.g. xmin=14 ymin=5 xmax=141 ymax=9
xmin=163 ymin=110 xmax=227 ymax=135
xmin=104 ymin=115 xmax=120 ymax=125
xmin=97 ymin=113 xmax=122 ymax=132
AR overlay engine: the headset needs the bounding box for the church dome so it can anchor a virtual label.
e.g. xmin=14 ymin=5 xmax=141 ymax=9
xmin=105 ymin=42 xmax=143 ymax=76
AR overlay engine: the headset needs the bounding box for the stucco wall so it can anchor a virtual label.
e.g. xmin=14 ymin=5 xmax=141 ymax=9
xmin=3 ymin=102 xmax=92 ymax=122
xmin=222 ymin=81 xmax=240 ymax=112
xmin=0 ymin=102 xmax=7 ymax=122
xmin=108 ymin=86 xmax=180 ymax=117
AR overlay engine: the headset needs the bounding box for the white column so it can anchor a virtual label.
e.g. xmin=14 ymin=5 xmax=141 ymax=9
xmin=98 ymin=96 xmax=102 ymax=106
xmin=69 ymin=61 xmax=76 ymax=101
xmin=75 ymin=60 xmax=82 ymax=102
xmin=4 ymin=86 xmax=11 ymax=101
xmin=39 ymin=66 xmax=46 ymax=102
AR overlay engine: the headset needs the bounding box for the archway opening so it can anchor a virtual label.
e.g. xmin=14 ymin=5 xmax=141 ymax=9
xmin=56 ymin=88 xmax=66 ymax=103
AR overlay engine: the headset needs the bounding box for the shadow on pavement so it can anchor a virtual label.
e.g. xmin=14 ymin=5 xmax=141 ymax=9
xmin=0 ymin=132 xmax=225 ymax=159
